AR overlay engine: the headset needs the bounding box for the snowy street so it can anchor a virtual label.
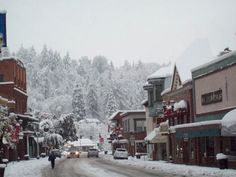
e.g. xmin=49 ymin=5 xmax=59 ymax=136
xmin=4 ymin=152 xmax=236 ymax=177
xmin=41 ymin=152 xmax=177 ymax=177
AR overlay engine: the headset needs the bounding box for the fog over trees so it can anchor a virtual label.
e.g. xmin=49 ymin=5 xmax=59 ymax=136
xmin=10 ymin=45 xmax=161 ymax=121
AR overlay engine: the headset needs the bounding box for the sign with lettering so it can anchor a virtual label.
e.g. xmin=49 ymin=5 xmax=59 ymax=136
xmin=0 ymin=12 xmax=7 ymax=47
xmin=201 ymin=89 xmax=222 ymax=105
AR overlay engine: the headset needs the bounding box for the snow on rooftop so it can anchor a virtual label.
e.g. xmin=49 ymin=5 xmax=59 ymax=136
xmin=147 ymin=64 xmax=174 ymax=80
xmin=120 ymin=110 xmax=145 ymax=116
xmin=78 ymin=118 xmax=101 ymax=124
xmin=175 ymin=38 xmax=213 ymax=82
xmin=192 ymin=50 xmax=236 ymax=73
xmin=69 ymin=138 xmax=96 ymax=147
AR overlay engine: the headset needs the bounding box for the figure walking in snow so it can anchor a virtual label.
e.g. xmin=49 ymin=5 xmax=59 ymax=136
xmin=48 ymin=151 xmax=56 ymax=169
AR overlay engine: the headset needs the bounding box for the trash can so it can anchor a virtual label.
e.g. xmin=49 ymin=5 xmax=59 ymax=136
xmin=216 ymin=153 xmax=228 ymax=169
xmin=0 ymin=166 xmax=5 ymax=177
xmin=219 ymin=159 xmax=228 ymax=169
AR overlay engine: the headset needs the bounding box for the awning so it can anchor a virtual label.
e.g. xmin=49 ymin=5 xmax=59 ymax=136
xmin=221 ymin=109 xmax=236 ymax=136
xmin=145 ymin=128 xmax=168 ymax=143
xmin=144 ymin=128 xmax=158 ymax=142
xmin=174 ymin=120 xmax=221 ymax=138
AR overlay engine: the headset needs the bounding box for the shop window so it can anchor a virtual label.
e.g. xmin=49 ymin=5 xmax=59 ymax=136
xmin=136 ymin=142 xmax=147 ymax=153
xmin=0 ymin=74 xmax=3 ymax=82
xmin=190 ymin=139 xmax=195 ymax=159
xmin=200 ymin=137 xmax=214 ymax=157
xmin=176 ymin=139 xmax=183 ymax=158
xmin=206 ymin=137 xmax=214 ymax=156
xmin=230 ymin=137 xmax=236 ymax=154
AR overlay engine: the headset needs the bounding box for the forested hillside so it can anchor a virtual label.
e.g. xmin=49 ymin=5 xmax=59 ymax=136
xmin=8 ymin=46 xmax=161 ymax=120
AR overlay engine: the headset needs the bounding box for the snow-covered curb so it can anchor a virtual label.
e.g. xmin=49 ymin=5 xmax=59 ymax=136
xmin=102 ymin=154 xmax=236 ymax=177
xmin=4 ymin=158 xmax=50 ymax=177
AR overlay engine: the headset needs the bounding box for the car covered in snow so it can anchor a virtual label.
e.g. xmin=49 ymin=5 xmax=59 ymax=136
xmin=87 ymin=148 xmax=99 ymax=158
xmin=113 ymin=148 xmax=128 ymax=160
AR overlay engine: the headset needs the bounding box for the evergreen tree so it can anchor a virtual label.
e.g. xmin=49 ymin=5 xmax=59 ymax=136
xmin=72 ymin=84 xmax=86 ymax=121
xmin=57 ymin=114 xmax=77 ymax=141
xmin=105 ymin=90 xmax=118 ymax=118
xmin=87 ymin=84 xmax=99 ymax=119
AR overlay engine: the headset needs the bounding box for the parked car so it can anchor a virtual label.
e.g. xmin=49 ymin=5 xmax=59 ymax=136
xmin=67 ymin=147 xmax=80 ymax=158
xmin=87 ymin=148 xmax=99 ymax=158
xmin=113 ymin=148 xmax=128 ymax=160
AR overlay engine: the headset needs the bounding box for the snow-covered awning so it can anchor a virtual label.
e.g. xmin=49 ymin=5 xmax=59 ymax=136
xmin=144 ymin=128 xmax=168 ymax=143
xmin=221 ymin=109 xmax=236 ymax=136
xmin=144 ymin=128 xmax=158 ymax=142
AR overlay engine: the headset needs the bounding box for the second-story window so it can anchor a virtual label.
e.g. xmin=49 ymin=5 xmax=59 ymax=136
xmin=134 ymin=119 xmax=146 ymax=132
xmin=123 ymin=119 xmax=130 ymax=132
xmin=148 ymin=90 xmax=154 ymax=106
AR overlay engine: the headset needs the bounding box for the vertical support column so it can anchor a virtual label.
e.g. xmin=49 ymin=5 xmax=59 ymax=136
xmin=26 ymin=135 xmax=29 ymax=156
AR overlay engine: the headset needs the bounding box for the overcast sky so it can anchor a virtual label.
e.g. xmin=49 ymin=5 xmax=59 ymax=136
xmin=1 ymin=0 xmax=236 ymax=66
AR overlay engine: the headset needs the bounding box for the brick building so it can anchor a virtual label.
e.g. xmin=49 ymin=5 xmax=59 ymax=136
xmin=0 ymin=58 xmax=38 ymax=161
xmin=0 ymin=58 xmax=27 ymax=114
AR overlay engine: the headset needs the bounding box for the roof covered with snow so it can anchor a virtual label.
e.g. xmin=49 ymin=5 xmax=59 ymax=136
xmin=147 ymin=64 xmax=174 ymax=80
xmin=120 ymin=110 xmax=145 ymax=117
xmin=175 ymin=38 xmax=213 ymax=82
xmin=192 ymin=50 xmax=236 ymax=72
xmin=69 ymin=138 xmax=96 ymax=147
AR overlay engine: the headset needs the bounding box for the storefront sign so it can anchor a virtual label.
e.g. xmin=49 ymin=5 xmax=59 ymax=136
xmin=201 ymin=89 xmax=222 ymax=105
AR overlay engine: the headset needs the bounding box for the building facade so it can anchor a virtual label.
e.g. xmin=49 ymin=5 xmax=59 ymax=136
xmin=121 ymin=110 xmax=146 ymax=156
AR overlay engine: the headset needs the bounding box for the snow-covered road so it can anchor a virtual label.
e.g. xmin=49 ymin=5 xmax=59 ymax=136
xmin=41 ymin=152 xmax=178 ymax=177
xmin=4 ymin=152 xmax=236 ymax=177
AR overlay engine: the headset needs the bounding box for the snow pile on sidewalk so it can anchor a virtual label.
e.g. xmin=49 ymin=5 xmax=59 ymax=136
xmin=102 ymin=155 xmax=236 ymax=177
xmin=4 ymin=158 xmax=50 ymax=177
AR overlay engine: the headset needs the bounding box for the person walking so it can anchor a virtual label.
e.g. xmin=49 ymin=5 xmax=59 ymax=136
xmin=48 ymin=151 xmax=56 ymax=169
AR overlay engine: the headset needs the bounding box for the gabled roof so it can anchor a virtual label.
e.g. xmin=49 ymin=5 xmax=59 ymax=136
xmin=147 ymin=64 xmax=174 ymax=80
xmin=175 ymin=38 xmax=213 ymax=82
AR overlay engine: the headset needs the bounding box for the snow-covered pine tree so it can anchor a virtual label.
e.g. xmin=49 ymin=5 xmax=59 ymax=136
xmin=72 ymin=84 xmax=86 ymax=121
xmin=87 ymin=84 xmax=100 ymax=119
xmin=105 ymin=89 xmax=118 ymax=118
xmin=56 ymin=114 xmax=77 ymax=141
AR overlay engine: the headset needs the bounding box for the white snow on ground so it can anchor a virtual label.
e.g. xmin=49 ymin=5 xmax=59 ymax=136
xmin=4 ymin=154 xmax=236 ymax=177
xmin=4 ymin=158 xmax=50 ymax=177
xmin=103 ymin=154 xmax=236 ymax=177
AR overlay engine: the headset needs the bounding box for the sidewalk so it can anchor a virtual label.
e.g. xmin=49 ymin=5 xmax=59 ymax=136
xmin=4 ymin=158 xmax=49 ymax=177
xmin=102 ymin=154 xmax=236 ymax=177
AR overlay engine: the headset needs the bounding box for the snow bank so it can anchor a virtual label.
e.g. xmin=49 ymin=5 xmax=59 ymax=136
xmin=102 ymin=155 xmax=236 ymax=177
xmin=216 ymin=153 xmax=228 ymax=160
xmin=4 ymin=158 xmax=50 ymax=177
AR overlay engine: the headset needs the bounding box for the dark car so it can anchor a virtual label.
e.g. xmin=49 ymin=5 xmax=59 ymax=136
xmin=87 ymin=148 xmax=99 ymax=158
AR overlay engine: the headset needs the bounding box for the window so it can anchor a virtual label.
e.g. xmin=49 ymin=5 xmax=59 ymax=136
xmin=0 ymin=74 xmax=4 ymax=82
xmin=134 ymin=119 xmax=146 ymax=132
xmin=200 ymin=137 xmax=214 ymax=157
xmin=155 ymin=85 xmax=163 ymax=101
xmin=230 ymin=137 xmax=236 ymax=152
xmin=148 ymin=90 xmax=154 ymax=106
xmin=123 ymin=119 xmax=130 ymax=132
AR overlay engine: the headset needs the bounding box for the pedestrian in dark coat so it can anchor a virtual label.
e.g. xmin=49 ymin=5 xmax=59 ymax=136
xmin=48 ymin=152 xmax=56 ymax=169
